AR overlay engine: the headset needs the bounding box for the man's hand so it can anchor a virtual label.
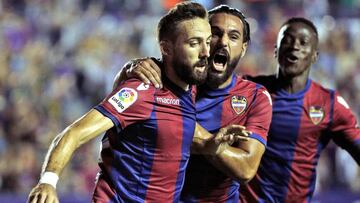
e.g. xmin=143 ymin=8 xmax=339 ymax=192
xmin=215 ymin=124 xmax=251 ymax=145
xmin=126 ymin=57 xmax=163 ymax=88
xmin=192 ymin=124 xmax=251 ymax=155
xmin=211 ymin=124 xmax=251 ymax=154
xmin=27 ymin=184 xmax=59 ymax=203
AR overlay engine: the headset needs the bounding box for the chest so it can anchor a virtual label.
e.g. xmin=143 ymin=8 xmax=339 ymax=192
xmin=196 ymin=91 xmax=255 ymax=133
xmin=270 ymin=94 xmax=332 ymax=142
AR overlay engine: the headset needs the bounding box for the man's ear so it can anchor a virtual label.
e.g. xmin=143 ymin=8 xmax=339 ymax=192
xmin=241 ymin=42 xmax=249 ymax=58
xmin=160 ymin=40 xmax=173 ymax=56
xmin=312 ymin=50 xmax=319 ymax=63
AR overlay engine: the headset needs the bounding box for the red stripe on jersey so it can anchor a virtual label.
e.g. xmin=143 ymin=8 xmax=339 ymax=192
xmin=92 ymin=174 xmax=117 ymax=203
xmin=284 ymin=83 xmax=332 ymax=202
xmin=144 ymin=105 xmax=184 ymax=202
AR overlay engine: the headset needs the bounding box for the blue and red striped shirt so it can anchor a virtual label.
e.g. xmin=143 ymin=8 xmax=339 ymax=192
xmin=94 ymin=77 xmax=196 ymax=202
xmin=240 ymin=75 xmax=360 ymax=203
xmin=180 ymin=74 xmax=272 ymax=202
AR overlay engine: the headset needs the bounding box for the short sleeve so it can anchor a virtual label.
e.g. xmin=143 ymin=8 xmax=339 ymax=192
xmin=95 ymin=80 xmax=155 ymax=131
xmin=330 ymin=92 xmax=360 ymax=149
xmin=245 ymin=86 xmax=273 ymax=146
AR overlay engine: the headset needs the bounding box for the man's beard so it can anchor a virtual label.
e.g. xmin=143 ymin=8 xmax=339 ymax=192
xmin=206 ymin=53 xmax=241 ymax=88
xmin=172 ymin=57 xmax=208 ymax=86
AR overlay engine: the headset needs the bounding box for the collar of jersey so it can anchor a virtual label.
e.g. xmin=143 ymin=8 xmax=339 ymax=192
xmin=162 ymin=74 xmax=193 ymax=98
xmin=276 ymin=79 xmax=312 ymax=99
xmin=199 ymin=74 xmax=237 ymax=97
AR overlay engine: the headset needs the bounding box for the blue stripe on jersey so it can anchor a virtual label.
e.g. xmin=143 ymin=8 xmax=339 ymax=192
xmin=196 ymin=95 xmax=224 ymax=133
xmin=250 ymin=133 xmax=267 ymax=146
xmin=137 ymin=108 xmax=158 ymax=201
xmin=174 ymin=95 xmax=196 ymax=203
xmin=195 ymin=75 xmax=236 ymax=133
xmin=259 ymin=83 xmax=308 ymax=201
xmin=95 ymin=106 xmax=122 ymax=132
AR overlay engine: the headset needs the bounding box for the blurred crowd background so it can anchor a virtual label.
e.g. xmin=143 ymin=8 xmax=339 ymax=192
xmin=0 ymin=0 xmax=359 ymax=202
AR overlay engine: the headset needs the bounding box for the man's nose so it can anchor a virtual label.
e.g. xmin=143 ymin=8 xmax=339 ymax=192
xmin=200 ymin=42 xmax=210 ymax=58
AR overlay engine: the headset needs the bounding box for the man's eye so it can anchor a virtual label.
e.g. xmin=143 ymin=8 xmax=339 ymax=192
xmin=190 ymin=42 xmax=199 ymax=47
xmin=230 ymin=35 xmax=240 ymax=40
xmin=301 ymin=40 xmax=309 ymax=46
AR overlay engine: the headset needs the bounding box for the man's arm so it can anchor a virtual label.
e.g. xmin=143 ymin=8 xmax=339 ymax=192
xmin=114 ymin=57 xmax=163 ymax=89
xmin=191 ymin=123 xmax=250 ymax=155
xmin=206 ymin=138 xmax=265 ymax=183
xmin=191 ymin=122 xmax=261 ymax=183
xmin=28 ymin=109 xmax=114 ymax=203
xmin=204 ymin=88 xmax=272 ymax=183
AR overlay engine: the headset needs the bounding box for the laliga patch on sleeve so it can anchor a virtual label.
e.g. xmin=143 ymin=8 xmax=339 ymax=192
xmin=337 ymin=96 xmax=350 ymax=109
xmin=109 ymin=88 xmax=138 ymax=113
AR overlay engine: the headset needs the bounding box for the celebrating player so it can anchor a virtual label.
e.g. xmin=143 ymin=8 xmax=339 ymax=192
xmin=27 ymin=2 xmax=243 ymax=203
xmin=239 ymin=17 xmax=360 ymax=203
xmin=115 ymin=5 xmax=272 ymax=202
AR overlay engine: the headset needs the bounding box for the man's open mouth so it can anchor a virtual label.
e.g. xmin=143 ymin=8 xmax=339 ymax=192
xmin=285 ymin=54 xmax=299 ymax=63
xmin=212 ymin=51 xmax=229 ymax=72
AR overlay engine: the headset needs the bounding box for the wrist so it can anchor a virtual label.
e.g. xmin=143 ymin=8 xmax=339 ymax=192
xmin=39 ymin=171 xmax=59 ymax=189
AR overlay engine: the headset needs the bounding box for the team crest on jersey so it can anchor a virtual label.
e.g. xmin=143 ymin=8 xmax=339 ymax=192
xmin=309 ymin=106 xmax=324 ymax=125
xmin=231 ymin=96 xmax=247 ymax=115
xmin=109 ymin=87 xmax=138 ymax=113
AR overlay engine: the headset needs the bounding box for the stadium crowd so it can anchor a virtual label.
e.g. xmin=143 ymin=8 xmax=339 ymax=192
xmin=0 ymin=0 xmax=359 ymax=199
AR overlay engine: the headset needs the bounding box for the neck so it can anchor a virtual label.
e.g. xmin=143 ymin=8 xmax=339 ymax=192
xmin=163 ymin=59 xmax=189 ymax=91
xmin=217 ymin=74 xmax=233 ymax=89
xmin=276 ymin=70 xmax=309 ymax=94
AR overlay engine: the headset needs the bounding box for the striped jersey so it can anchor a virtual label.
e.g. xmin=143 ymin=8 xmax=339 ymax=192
xmin=180 ymin=74 xmax=272 ymax=202
xmin=94 ymin=77 xmax=196 ymax=203
xmin=240 ymin=75 xmax=360 ymax=203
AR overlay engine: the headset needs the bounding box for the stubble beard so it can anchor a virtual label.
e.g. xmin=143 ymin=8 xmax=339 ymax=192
xmin=172 ymin=57 xmax=208 ymax=86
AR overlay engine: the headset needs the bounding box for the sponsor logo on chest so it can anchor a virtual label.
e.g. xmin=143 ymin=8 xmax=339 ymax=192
xmin=309 ymin=106 xmax=324 ymax=125
xmin=156 ymin=97 xmax=180 ymax=106
xmin=231 ymin=95 xmax=247 ymax=115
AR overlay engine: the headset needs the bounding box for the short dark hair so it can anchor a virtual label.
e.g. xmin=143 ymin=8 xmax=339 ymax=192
xmin=208 ymin=5 xmax=250 ymax=43
xmin=157 ymin=1 xmax=208 ymax=42
xmin=282 ymin=17 xmax=318 ymax=40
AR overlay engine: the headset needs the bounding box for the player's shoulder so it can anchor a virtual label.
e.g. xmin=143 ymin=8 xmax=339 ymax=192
xmin=310 ymin=81 xmax=352 ymax=110
xmin=236 ymin=75 xmax=266 ymax=90
xmin=234 ymin=75 xmax=272 ymax=105
xmin=113 ymin=78 xmax=157 ymax=102
xmin=117 ymin=78 xmax=155 ymax=91
xmin=309 ymin=80 xmax=335 ymax=96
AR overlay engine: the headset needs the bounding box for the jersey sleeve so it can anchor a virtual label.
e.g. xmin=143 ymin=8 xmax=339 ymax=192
xmin=245 ymin=86 xmax=273 ymax=146
xmin=330 ymin=92 xmax=360 ymax=152
xmin=94 ymin=79 xmax=155 ymax=131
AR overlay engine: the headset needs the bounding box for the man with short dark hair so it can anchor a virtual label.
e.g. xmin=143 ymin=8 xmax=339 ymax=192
xmin=26 ymin=2 xmax=232 ymax=203
xmin=115 ymin=5 xmax=273 ymax=202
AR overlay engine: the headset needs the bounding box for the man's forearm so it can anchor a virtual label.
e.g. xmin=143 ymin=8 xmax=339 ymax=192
xmin=191 ymin=123 xmax=223 ymax=155
xmin=41 ymin=109 xmax=113 ymax=180
xmin=206 ymin=145 xmax=258 ymax=183
xmin=41 ymin=129 xmax=80 ymax=175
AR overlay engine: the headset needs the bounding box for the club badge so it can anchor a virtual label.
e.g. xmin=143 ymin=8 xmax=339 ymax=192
xmin=309 ymin=106 xmax=324 ymax=125
xmin=231 ymin=96 xmax=247 ymax=115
